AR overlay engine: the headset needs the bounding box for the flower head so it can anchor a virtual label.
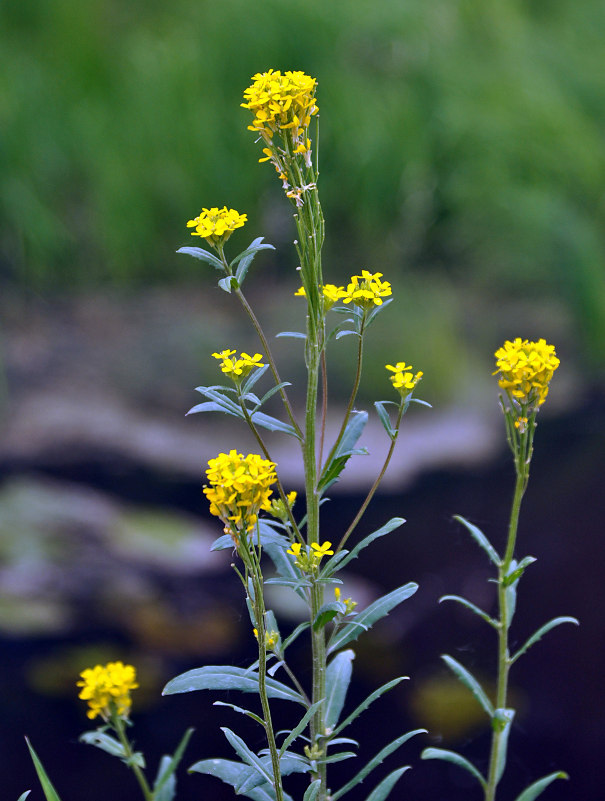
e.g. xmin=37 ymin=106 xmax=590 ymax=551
xmin=77 ymin=662 xmax=138 ymax=721
xmin=242 ymin=70 xmax=318 ymax=139
xmin=268 ymin=490 xmax=297 ymax=522
xmin=287 ymin=540 xmax=334 ymax=572
xmin=213 ymin=349 xmax=265 ymax=382
xmin=295 ymin=283 xmax=346 ymax=311
xmin=494 ymin=338 xmax=559 ymax=410
xmin=187 ymin=207 xmax=247 ymax=248
xmin=342 ymin=271 xmax=392 ymax=309
xmin=386 ymin=361 xmax=423 ymax=396
xmin=204 ymin=450 xmax=277 ymax=536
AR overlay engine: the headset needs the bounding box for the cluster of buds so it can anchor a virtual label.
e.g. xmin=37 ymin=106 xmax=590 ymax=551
xmin=253 ymin=627 xmax=280 ymax=651
xmin=268 ymin=490 xmax=297 ymax=523
xmin=287 ymin=541 xmax=334 ymax=572
xmin=334 ymin=586 xmax=358 ymax=616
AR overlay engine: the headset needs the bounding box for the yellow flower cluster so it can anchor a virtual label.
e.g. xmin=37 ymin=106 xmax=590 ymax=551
xmin=187 ymin=207 xmax=247 ymax=247
xmin=335 ymin=586 xmax=358 ymax=615
xmin=494 ymin=338 xmax=559 ymax=409
xmin=295 ymin=283 xmax=347 ymax=311
xmin=204 ymin=450 xmax=277 ymax=534
xmin=77 ymin=662 xmax=138 ymax=721
xmin=386 ymin=361 xmax=424 ymax=396
xmin=242 ymin=69 xmax=318 ymax=140
xmin=342 ymin=271 xmax=392 ymax=309
xmin=287 ymin=541 xmax=334 ymax=572
xmin=213 ymin=349 xmax=265 ymax=381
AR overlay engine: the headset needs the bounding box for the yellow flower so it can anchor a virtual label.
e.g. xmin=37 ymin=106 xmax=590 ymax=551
xmin=204 ymin=450 xmax=277 ymax=535
xmin=494 ymin=338 xmax=559 ymax=409
xmin=386 ymin=361 xmax=423 ymax=396
xmin=295 ymin=283 xmax=346 ymax=311
xmin=242 ymin=70 xmax=318 ymax=139
xmin=268 ymin=490 xmax=297 ymax=522
xmin=187 ymin=207 xmax=247 ymax=247
xmin=287 ymin=540 xmax=333 ymax=572
xmin=342 ymin=270 xmax=392 ymax=309
xmin=212 ymin=349 xmax=265 ymax=381
xmin=310 ymin=541 xmax=334 ymax=565
xmin=77 ymin=662 xmax=138 ymax=721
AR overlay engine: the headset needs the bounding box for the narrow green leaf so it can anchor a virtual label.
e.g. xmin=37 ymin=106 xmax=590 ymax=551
xmin=503 ymin=555 xmax=536 ymax=586
xmin=454 ymin=515 xmax=501 ymax=565
xmin=218 ymin=275 xmax=238 ymax=293
xmin=79 ymin=731 xmax=128 ymax=760
xmin=374 ymin=401 xmax=397 ymax=440
xmin=325 ymin=650 xmax=355 ymax=730
xmin=313 ymin=601 xmax=346 ymax=631
xmin=331 ymin=729 xmax=425 ymax=801
xmin=276 ymin=331 xmax=307 ymax=340
xmin=323 ymin=518 xmax=406 ymax=577
xmin=421 ymin=747 xmax=486 ymax=789
xmin=511 ymin=617 xmax=579 ymax=664
xmin=441 ymin=654 xmax=494 ymax=717
xmin=263 ymin=541 xmax=310 ymax=602
xmin=18 ymin=792 xmax=32 ymax=801
xmin=281 ymin=621 xmax=311 ymax=651
xmin=279 ymin=701 xmax=323 ymax=756
xmin=492 ymin=708 xmax=515 ymax=785
xmin=191 ymin=386 xmax=243 ymax=416
xmin=332 ymin=678 xmax=407 ymax=736
xmin=250 ymin=410 xmax=301 ymax=439
xmin=505 ymin=576 xmax=518 ymax=627
xmin=232 ymin=237 xmax=275 ymax=284
xmin=153 ymin=728 xmax=194 ymax=800
xmin=439 ymin=595 xmax=499 ymax=628
xmin=514 ymin=771 xmax=569 ymax=801
xmin=213 ymin=702 xmax=266 ymax=727
xmin=328 ymin=583 xmax=418 ymax=654
xmin=303 ymin=780 xmax=321 ymax=801
xmin=365 ymin=298 xmax=393 ymax=327
xmin=222 ymin=727 xmax=273 ymax=785
xmin=318 ymin=411 xmax=369 ymax=492
xmin=241 ymin=363 xmax=271 ymax=395
xmin=335 ymin=329 xmax=357 ymax=340
xmin=176 ymin=246 xmax=224 ymax=270
xmin=25 ymin=739 xmax=63 ymax=801
xmin=363 ymin=767 xmax=410 ymax=801
xmin=162 ymin=666 xmax=305 ymax=705
xmin=255 ymin=381 xmax=293 ymax=409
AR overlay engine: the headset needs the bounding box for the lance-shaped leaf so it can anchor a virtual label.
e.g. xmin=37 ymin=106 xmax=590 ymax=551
xmin=503 ymin=555 xmax=536 ymax=587
xmin=263 ymin=540 xmax=309 ymax=602
xmin=374 ymin=401 xmax=398 ymax=440
xmin=25 ymin=740 xmax=64 ymax=801
xmin=492 ymin=708 xmax=515 ymax=785
xmin=363 ymin=767 xmax=410 ymax=801
xmin=276 ymin=331 xmax=307 ymax=340
xmin=318 ymin=411 xmax=369 ymax=492
xmin=222 ymin=728 xmax=273 ymax=785
xmin=421 ymin=747 xmax=486 ymax=790
xmin=18 ymin=793 xmax=31 ymax=801
xmin=441 ymin=654 xmax=494 ymax=718
xmin=176 ymin=246 xmax=224 ymax=270
xmin=213 ymin=701 xmax=265 ymax=727
xmin=189 ymin=386 xmax=243 ymax=417
xmin=303 ymin=780 xmax=321 ymax=801
xmin=332 ymin=677 xmax=407 ymax=736
xmin=322 ymin=518 xmax=405 ymax=577
xmin=313 ymin=601 xmax=346 ymax=631
xmin=154 ymin=756 xmax=176 ymax=801
xmin=439 ymin=594 xmax=498 ymax=628
xmin=162 ymin=665 xmax=306 ymax=705
xmin=513 ymin=771 xmax=568 ymax=801
xmin=218 ymin=275 xmax=239 ymax=293
xmin=281 ymin=621 xmax=311 ymax=652
xmin=249 ymin=410 xmax=301 ymax=439
xmin=454 ymin=515 xmax=501 ymax=566
xmin=231 ymin=237 xmax=275 ymax=285
xmin=331 ymin=729 xmax=425 ymax=800
xmin=328 ymin=583 xmax=418 ymax=654
xmin=325 ymin=650 xmax=355 ymax=730
xmin=279 ymin=701 xmax=324 ymax=756
xmin=237 ymin=751 xmax=311 ymax=795
xmin=190 ymin=758 xmax=294 ymax=801
xmin=79 ymin=731 xmax=145 ymax=766
xmin=511 ymin=616 xmax=579 ymax=665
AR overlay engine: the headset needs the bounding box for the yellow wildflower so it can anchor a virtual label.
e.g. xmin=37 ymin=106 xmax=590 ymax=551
xmin=204 ymin=450 xmax=277 ymax=535
xmin=242 ymin=70 xmax=318 ymax=139
xmin=212 ymin=349 xmax=265 ymax=381
xmin=386 ymin=362 xmax=423 ymax=396
xmin=268 ymin=490 xmax=297 ymax=522
xmin=310 ymin=541 xmax=334 ymax=565
xmin=295 ymin=283 xmax=346 ymax=311
xmin=494 ymin=338 xmax=559 ymax=409
xmin=342 ymin=271 xmax=392 ymax=309
xmin=187 ymin=207 xmax=247 ymax=247
xmin=287 ymin=540 xmax=333 ymax=572
xmin=77 ymin=662 xmax=138 ymax=721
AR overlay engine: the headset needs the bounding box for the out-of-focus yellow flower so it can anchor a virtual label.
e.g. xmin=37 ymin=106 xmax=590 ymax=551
xmin=77 ymin=662 xmax=138 ymax=721
xmin=187 ymin=207 xmax=247 ymax=247
xmin=212 ymin=349 xmax=265 ymax=381
xmin=386 ymin=362 xmax=423 ymax=396
xmin=204 ymin=450 xmax=277 ymax=535
xmin=342 ymin=271 xmax=392 ymax=309
xmin=268 ymin=490 xmax=297 ymax=522
xmin=253 ymin=628 xmax=280 ymax=650
xmin=494 ymin=338 xmax=559 ymax=409
xmin=242 ymin=70 xmax=318 ymax=139
xmin=295 ymin=283 xmax=346 ymax=311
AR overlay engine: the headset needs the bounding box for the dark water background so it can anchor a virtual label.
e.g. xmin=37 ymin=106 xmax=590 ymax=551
xmin=2 ymin=398 xmax=603 ymax=801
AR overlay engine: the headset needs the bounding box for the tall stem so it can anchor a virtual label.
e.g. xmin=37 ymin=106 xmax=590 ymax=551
xmin=112 ymin=713 xmax=153 ymax=801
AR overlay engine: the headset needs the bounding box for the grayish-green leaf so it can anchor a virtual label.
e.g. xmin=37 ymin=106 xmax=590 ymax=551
xmin=331 ymin=729 xmax=425 ymax=800
xmin=503 ymin=555 xmax=536 ymax=586
xmin=441 ymin=654 xmax=494 ymax=717
xmin=255 ymin=382 xmax=293 ymax=410
xmin=421 ymin=747 xmax=486 ymax=789
xmin=505 ymin=576 xmax=518 ymax=627
xmin=191 ymin=386 xmax=242 ymax=416
xmin=18 ymin=793 xmax=31 ymax=801
xmin=511 ymin=616 xmax=579 ymax=664
xmin=231 ymin=237 xmax=275 ymax=285
xmin=332 ymin=677 xmax=407 ymax=736
xmin=263 ymin=541 xmax=309 ymax=602
xmin=363 ymin=767 xmax=410 ymax=801
xmin=454 ymin=515 xmax=501 ymax=565
xmin=276 ymin=331 xmax=307 ymax=339
xmin=162 ymin=665 xmax=305 ymax=705
xmin=279 ymin=701 xmax=323 ymax=756
xmin=328 ymin=583 xmax=418 ymax=654
xmin=176 ymin=246 xmax=224 ymax=270
xmin=152 ymin=727 xmax=194 ymax=801
xmin=514 ymin=771 xmax=569 ymax=801
xmin=250 ymin=410 xmax=301 ymax=439
xmin=79 ymin=731 xmax=129 ymax=760
xmin=303 ymin=780 xmax=321 ymax=801
xmin=25 ymin=739 xmax=64 ymax=801
xmin=218 ymin=275 xmax=238 ymax=293
xmin=213 ymin=701 xmax=265 ymax=727
xmin=222 ymin=728 xmax=273 ymax=785
xmin=324 ymin=518 xmax=405 ymax=576
xmin=313 ymin=601 xmax=346 ymax=630
xmin=374 ymin=401 xmax=397 ymax=439
xmin=492 ymin=708 xmax=515 ymax=785
xmin=439 ymin=594 xmax=498 ymax=628
xmin=325 ymin=650 xmax=355 ymax=730
xmin=281 ymin=621 xmax=311 ymax=651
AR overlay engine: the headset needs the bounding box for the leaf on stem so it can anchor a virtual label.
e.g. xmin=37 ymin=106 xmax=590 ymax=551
xmin=249 ymin=410 xmax=302 ymax=439
xmin=25 ymin=739 xmax=64 ymax=801
xmin=176 ymin=246 xmax=224 ymax=270
xmin=318 ymin=411 xmax=369 ymax=492
xmin=503 ymin=555 xmax=536 ymax=587
xmin=162 ymin=666 xmax=306 ymax=705
xmin=492 ymin=708 xmax=515 ymax=785
xmin=213 ymin=702 xmax=266 ymax=727
xmin=18 ymin=793 xmax=31 ymax=801
xmin=153 ymin=755 xmax=176 ymax=801
xmin=330 ymin=729 xmax=425 ymax=800
xmin=439 ymin=594 xmax=499 ymax=628
xmin=374 ymin=401 xmax=398 ymax=440
xmin=221 ymin=728 xmax=274 ymax=785
xmin=231 ymin=237 xmax=275 ymax=285
xmin=332 ymin=677 xmax=407 ymax=737
xmin=421 ymin=747 xmax=487 ymax=790
xmin=513 ymin=771 xmax=569 ymax=801
xmin=279 ymin=701 xmax=324 ymax=757
xmin=325 ymin=650 xmax=355 ymax=730
xmin=363 ymin=767 xmax=410 ymax=801
xmin=303 ymin=780 xmax=321 ymax=801
xmin=323 ymin=517 xmax=406 ymax=577
xmin=441 ymin=654 xmax=494 ymax=718
xmin=218 ymin=275 xmax=239 ymax=293
xmin=328 ymin=583 xmax=418 ymax=654
xmin=313 ymin=601 xmax=346 ymax=630
xmin=511 ymin=616 xmax=579 ymax=664
xmin=276 ymin=331 xmax=307 ymax=340
xmin=454 ymin=515 xmax=501 ymax=566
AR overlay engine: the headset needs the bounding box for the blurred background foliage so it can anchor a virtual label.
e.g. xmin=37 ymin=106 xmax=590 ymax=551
xmin=2 ymin=0 xmax=605 ymax=387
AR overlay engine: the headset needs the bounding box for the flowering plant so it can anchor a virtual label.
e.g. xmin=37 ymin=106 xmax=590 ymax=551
xmin=21 ymin=71 xmax=576 ymax=801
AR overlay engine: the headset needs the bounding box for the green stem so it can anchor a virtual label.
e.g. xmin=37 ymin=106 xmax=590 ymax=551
xmin=112 ymin=713 xmax=153 ymax=801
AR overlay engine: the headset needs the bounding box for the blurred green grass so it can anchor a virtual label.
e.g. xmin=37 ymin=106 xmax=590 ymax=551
xmin=2 ymin=0 xmax=605 ymax=368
